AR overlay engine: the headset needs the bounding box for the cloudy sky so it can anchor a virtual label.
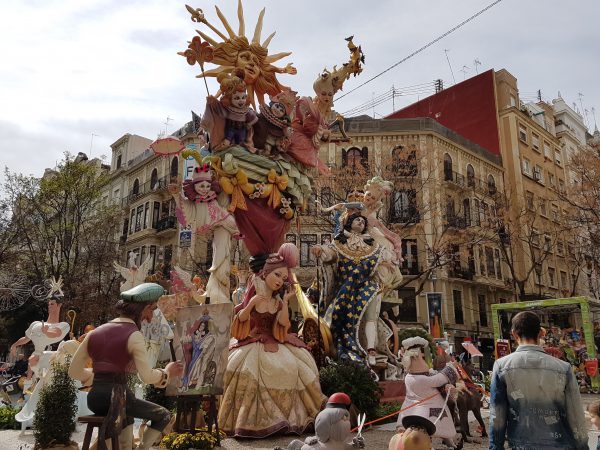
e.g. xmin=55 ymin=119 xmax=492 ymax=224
xmin=1 ymin=0 xmax=598 ymax=180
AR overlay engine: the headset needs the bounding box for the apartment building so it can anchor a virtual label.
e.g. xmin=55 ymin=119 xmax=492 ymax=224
xmin=103 ymin=124 xmax=207 ymax=275
xmin=291 ymin=116 xmax=511 ymax=348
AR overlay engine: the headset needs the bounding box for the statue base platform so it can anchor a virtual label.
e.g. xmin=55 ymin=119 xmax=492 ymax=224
xmin=378 ymin=380 xmax=405 ymax=404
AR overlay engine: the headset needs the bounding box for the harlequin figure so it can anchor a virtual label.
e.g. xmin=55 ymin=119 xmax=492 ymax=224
xmin=69 ymin=283 xmax=184 ymax=450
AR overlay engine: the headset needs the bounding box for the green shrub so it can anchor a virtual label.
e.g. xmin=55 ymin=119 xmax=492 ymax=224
xmin=372 ymin=401 xmax=403 ymax=425
xmin=33 ymin=360 xmax=77 ymax=449
xmin=0 ymin=405 xmax=21 ymax=430
xmin=319 ymin=359 xmax=382 ymax=420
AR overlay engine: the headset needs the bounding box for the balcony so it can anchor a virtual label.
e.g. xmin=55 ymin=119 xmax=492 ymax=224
xmin=122 ymin=176 xmax=170 ymax=208
xmin=444 ymin=214 xmax=468 ymax=230
xmin=444 ymin=170 xmax=466 ymax=188
xmin=390 ymin=208 xmax=420 ymax=224
xmin=448 ymin=267 xmax=475 ymax=280
xmin=156 ymin=215 xmax=178 ymax=233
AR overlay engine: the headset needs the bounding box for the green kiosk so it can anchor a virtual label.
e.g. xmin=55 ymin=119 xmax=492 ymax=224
xmin=491 ymin=297 xmax=600 ymax=390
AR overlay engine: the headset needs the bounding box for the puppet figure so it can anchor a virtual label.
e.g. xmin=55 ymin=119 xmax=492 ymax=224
xmin=203 ymin=69 xmax=258 ymax=152
xmin=253 ymin=99 xmax=293 ymax=156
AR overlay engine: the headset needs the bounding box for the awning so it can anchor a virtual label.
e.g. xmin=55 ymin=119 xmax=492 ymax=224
xmin=462 ymin=342 xmax=483 ymax=357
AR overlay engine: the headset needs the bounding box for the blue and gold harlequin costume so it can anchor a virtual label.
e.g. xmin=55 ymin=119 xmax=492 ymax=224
xmin=328 ymin=241 xmax=382 ymax=362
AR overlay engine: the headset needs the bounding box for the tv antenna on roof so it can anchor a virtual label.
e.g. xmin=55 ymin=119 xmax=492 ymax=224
xmin=164 ymin=116 xmax=173 ymax=135
xmin=474 ymin=59 xmax=481 ymax=74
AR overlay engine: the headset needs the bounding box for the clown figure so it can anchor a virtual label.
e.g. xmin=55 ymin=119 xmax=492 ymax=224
xmin=169 ymin=164 xmax=240 ymax=304
xmin=397 ymin=337 xmax=461 ymax=449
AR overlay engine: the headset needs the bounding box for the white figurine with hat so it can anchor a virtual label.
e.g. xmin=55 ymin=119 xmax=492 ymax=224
xmin=397 ymin=336 xmax=462 ymax=449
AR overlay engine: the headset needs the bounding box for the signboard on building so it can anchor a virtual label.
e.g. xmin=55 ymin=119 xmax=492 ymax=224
xmin=179 ymin=229 xmax=192 ymax=248
xmin=426 ymin=292 xmax=444 ymax=339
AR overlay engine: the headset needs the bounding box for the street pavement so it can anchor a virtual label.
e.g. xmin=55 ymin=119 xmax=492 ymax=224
xmin=1 ymin=394 xmax=600 ymax=449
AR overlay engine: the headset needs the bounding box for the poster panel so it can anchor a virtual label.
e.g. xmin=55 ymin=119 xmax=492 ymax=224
xmin=426 ymin=292 xmax=444 ymax=339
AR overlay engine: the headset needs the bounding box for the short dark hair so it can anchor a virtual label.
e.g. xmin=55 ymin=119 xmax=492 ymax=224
xmin=115 ymin=300 xmax=147 ymax=328
xmin=511 ymin=311 xmax=541 ymax=340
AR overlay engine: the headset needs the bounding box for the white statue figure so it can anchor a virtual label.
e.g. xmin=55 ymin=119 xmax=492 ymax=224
xmin=113 ymin=255 xmax=153 ymax=292
xmin=140 ymin=308 xmax=175 ymax=369
xmin=10 ymin=277 xmax=70 ymax=379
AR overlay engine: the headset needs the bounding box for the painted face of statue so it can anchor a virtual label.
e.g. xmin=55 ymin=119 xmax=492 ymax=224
xmin=47 ymin=299 xmax=61 ymax=317
xmin=271 ymin=102 xmax=286 ymax=118
xmin=363 ymin=189 xmax=378 ymax=207
xmin=236 ymin=50 xmax=261 ymax=83
xmin=318 ymin=89 xmax=334 ymax=108
xmin=194 ymin=180 xmax=212 ymax=197
xmin=265 ymin=267 xmax=288 ymax=292
xmin=350 ymin=216 xmax=367 ymax=234
xmin=231 ymin=90 xmax=248 ymax=109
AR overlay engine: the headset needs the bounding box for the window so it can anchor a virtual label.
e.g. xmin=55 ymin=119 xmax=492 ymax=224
xmin=478 ymin=246 xmax=486 ymax=276
xmin=481 ymin=202 xmax=489 ymax=226
xmin=129 ymin=209 xmax=135 ymax=234
xmin=285 ymin=234 xmax=297 ymax=245
xmin=401 ymin=239 xmax=419 ymax=275
xmin=548 ymin=172 xmax=555 ymax=188
xmin=555 ymin=150 xmax=562 ymax=165
xmin=144 ymin=201 xmax=150 ymax=229
xmin=392 ymin=190 xmax=418 ymax=223
xmin=321 ymin=234 xmax=332 ymax=245
xmin=463 ymin=198 xmax=471 ymax=226
xmin=539 ymin=198 xmax=547 ymax=216
xmin=535 ymin=264 xmax=543 ymax=285
xmin=116 ymin=154 xmax=122 ymax=169
xmin=510 ymin=96 xmax=516 ymax=107
xmin=113 ymin=188 xmax=120 ymax=203
xmin=543 ymin=142 xmax=551 ymax=159
xmin=532 ymin=133 xmax=540 ymax=152
xmin=391 ymin=146 xmax=417 ymax=175
xmin=478 ymin=294 xmax=488 ymax=327
xmin=132 ymin=178 xmax=140 ymax=195
xmin=525 ymin=191 xmax=534 ymax=210
xmin=548 ymin=267 xmax=556 ymax=287
xmin=453 ymin=290 xmax=464 ymax=325
xmin=397 ymin=288 xmax=417 ymax=322
xmin=533 ymin=165 xmax=543 ymax=183
xmin=522 ymin=158 xmax=531 ymax=174
xmin=344 ymin=147 xmax=364 ymax=169
xmin=140 ymin=246 xmax=147 ymax=266
xmin=551 ymin=205 xmax=559 ymax=222
xmin=494 ymin=248 xmax=503 ymax=279
xmin=473 ymin=199 xmax=481 ymax=226
xmin=518 ymin=124 xmax=528 ymax=142
xmin=299 ymin=234 xmax=317 ymax=267
xmin=149 ymin=246 xmax=157 ymax=273
xmin=320 ymin=187 xmax=334 ymax=208
xmin=558 ymin=179 xmax=565 ymax=193
xmin=544 ymin=235 xmax=552 ymax=253
xmin=466 ymin=164 xmax=475 ymax=187
xmin=152 ymin=202 xmax=160 ymax=229
xmin=170 ymin=156 xmax=179 ymax=180
xmin=487 ymin=175 xmax=497 ymax=195
xmin=135 ymin=205 xmax=144 ymax=232
xmin=560 ymin=270 xmax=568 ymax=290
xmin=485 ymin=247 xmax=495 ymax=278
xmin=150 ymin=168 xmax=158 ymax=189
xmin=531 ymin=228 xmax=540 ymax=247
xmin=557 ymin=239 xmax=564 ymax=255
xmin=443 ymin=153 xmax=453 ymax=181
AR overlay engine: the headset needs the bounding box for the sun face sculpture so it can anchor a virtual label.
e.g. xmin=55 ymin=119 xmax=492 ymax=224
xmin=182 ymin=1 xmax=297 ymax=107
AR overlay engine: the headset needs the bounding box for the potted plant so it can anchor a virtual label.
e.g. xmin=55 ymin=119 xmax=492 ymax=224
xmin=33 ymin=360 xmax=78 ymax=450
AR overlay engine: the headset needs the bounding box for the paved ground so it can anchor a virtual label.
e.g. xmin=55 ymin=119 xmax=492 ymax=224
xmin=2 ymin=395 xmax=600 ymax=449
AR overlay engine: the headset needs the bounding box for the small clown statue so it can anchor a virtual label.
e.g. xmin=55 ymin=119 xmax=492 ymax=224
xmin=396 ymin=336 xmax=461 ymax=449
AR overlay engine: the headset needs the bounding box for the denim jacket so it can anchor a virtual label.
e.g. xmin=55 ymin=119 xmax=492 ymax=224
xmin=489 ymin=345 xmax=588 ymax=450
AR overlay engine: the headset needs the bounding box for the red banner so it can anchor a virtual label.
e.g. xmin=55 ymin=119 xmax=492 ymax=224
xmin=585 ymin=358 xmax=598 ymax=377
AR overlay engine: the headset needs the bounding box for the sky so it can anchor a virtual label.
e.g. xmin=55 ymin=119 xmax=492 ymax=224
xmin=1 ymin=0 xmax=599 ymax=181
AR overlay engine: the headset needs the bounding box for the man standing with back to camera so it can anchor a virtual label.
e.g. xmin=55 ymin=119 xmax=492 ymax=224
xmin=488 ymin=311 xmax=588 ymax=449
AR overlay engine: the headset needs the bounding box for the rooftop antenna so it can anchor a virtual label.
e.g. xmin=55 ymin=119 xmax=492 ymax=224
xmin=460 ymin=65 xmax=470 ymax=80
xmin=592 ymin=107 xmax=597 ymax=130
xmin=578 ymin=93 xmax=586 ymax=124
xmin=473 ymin=58 xmax=481 ymax=74
xmin=89 ymin=133 xmax=99 ymax=158
xmin=164 ymin=116 xmax=173 ymax=135
xmin=444 ymin=49 xmax=456 ymax=84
